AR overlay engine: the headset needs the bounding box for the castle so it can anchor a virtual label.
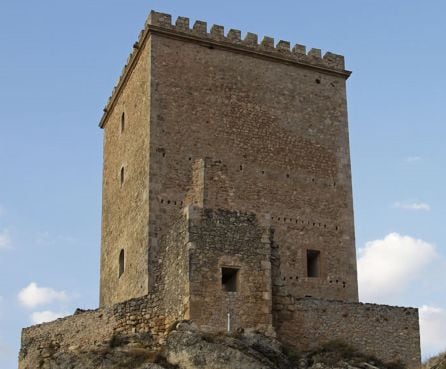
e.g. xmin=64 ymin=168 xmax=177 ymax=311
xmin=19 ymin=11 xmax=421 ymax=369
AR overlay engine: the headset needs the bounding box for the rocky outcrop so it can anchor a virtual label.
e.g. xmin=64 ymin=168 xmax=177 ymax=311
xmin=421 ymin=352 xmax=446 ymax=369
xmin=29 ymin=321 xmax=406 ymax=369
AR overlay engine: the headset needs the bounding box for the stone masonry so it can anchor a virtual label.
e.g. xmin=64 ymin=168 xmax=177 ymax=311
xmin=19 ymin=10 xmax=421 ymax=369
xmin=99 ymin=10 xmax=358 ymax=308
xmin=20 ymin=208 xmax=420 ymax=368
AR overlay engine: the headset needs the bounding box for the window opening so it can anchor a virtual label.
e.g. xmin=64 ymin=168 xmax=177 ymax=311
xmin=120 ymin=166 xmax=125 ymax=186
xmin=119 ymin=249 xmax=125 ymax=278
xmin=121 ymin=112 xmax=125 ymax=133
xmin=307 ymin=250 xmax=320 ymax=278
xmin=221 ymin=267 xmax=239 ymax=292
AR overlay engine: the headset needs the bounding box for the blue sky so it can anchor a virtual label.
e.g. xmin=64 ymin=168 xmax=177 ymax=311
xmin=0 ymin=1 xmax=445 ymax=368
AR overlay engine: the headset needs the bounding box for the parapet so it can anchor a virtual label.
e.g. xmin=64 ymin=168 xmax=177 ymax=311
xmin=99 ymin=10 xmax=350 ymax=128
xmin=146 ymin=11 xmax=347 ymax=71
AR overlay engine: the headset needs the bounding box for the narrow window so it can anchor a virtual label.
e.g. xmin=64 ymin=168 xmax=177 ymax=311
xmin=120 ymin=112 xmax=125 ymax=133
xmin=221 ymin=267 xmax=239 ymax=292
xmin=307 ymin=250 xmax=320 ymax=278
xmin=120 ymin=166 xmax=125 ymax=186
xmin=119 ymin=249 xmax=125 ymax=278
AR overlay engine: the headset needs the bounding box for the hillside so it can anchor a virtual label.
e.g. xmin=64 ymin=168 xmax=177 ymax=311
xmin=30 ymin=321 xmax=407 ymax=369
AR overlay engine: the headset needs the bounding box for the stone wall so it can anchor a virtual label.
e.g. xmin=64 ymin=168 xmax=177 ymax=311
xmin=20 ymin=204 xmax=421 ymax=369
xmin=186 ymin=206 xmax=273 ymax=334
xmin=19 ymin=295 xmax=166 ymax=369
xmin=99 ymin=25 xmax=151 ymax=306
xmin=275 ymin=297 xmax=421 ymax=369
xmin=147 ymin=13 xmax=358 ymax=305
xmin=157 ymin=210 xmax=190 ymax=322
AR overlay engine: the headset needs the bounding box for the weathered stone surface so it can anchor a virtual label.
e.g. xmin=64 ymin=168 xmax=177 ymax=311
xmin=276 ymin=298 xmax=421 ymax=369
xmin=99 ymin=9 xmax=358 ymax=308
xmin=19 ymin=321 xmax=411 ymax=369
xmin=186 ymin=207 xmax=273 ymax=333
xmin=99 ymin=24 xmax=151 ymax=306
xmin=19 ymin=286 xmax=421 ymax=369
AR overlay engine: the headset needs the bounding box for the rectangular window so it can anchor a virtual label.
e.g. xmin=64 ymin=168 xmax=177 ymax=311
xmin=221 ymin=267 xmax=239 ymax=292
xmin=307 ymin=250 xmax=320 ymax=278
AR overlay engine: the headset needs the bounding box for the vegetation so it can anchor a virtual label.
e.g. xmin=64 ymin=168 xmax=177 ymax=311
xmin=421 ymin=352 xmax=446 ymax=369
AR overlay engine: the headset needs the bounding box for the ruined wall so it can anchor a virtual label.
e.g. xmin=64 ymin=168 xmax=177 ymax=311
xmin=276 ymin=297 xmax=421 ymax=369
xmin=19 ymin=295 xmax=166 ymax=369
xmin=99 ymin=29 xmax=151 ymax=306
xmin=186 ymin=206 xmax=273 ymax=334
xmin=146 ymin=13 xmax=358 ymax=304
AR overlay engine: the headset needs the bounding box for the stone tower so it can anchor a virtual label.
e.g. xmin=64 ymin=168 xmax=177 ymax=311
xmin=98 ymin=11 xmax=358 ymax=308
xmin=19 ymin=12 xmax=421 ymax=369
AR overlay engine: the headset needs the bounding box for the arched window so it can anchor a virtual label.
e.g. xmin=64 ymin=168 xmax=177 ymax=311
xmin=120 ymin=166 xmax=125 ymax=186
xmin=119 ymin=249 xmax=124 ymax=278
xmin=120 ymin=112 xmax=125 ymax=133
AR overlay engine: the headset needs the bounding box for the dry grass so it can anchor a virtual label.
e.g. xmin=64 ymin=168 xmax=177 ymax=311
xmin=421 ymin=351 xmax=446 ymax=369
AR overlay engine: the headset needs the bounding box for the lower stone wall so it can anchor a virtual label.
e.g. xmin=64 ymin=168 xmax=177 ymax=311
xmin=19 ymin=294 xmax=167 ymax=369
xmin=275 ymin=297 xmax=421 ymax=369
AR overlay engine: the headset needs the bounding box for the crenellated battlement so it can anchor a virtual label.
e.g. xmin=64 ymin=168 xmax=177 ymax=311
xmin=145 ymin=11 xmax=347 ymax=71
xmin=99 ymin=10 xmax=350 ymax=127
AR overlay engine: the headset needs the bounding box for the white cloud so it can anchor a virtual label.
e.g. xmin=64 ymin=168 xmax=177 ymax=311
xmin=419 ymin=305 xmax=446 ymax=359
xmin=30 ymin=310 xmax=67 ymax=324
xmin=18 ymin=282 xmax=68 ymax=308
xmin=393 ymin=201 xmax=431 ymax=211
xmin=0 ymin=229 xmax=11 ymax=249
xmin=358 ymin=233 xmax=436 ymax=303
xmin=406 ymin=156 xmax=422 ymax=163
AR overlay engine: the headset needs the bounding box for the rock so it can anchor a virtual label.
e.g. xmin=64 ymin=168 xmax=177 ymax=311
xmin=421 ymin=352 xmax=446 ymax=369
xmin=165 ymin=329 xmax=293 ymax=369
xmin=175 ymin=320 xmax=199 ymax=332
xmin=26 ymin=327 xmax=404 ymax=369
xmin=298 ymin=358 xmax=309 ymax=369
